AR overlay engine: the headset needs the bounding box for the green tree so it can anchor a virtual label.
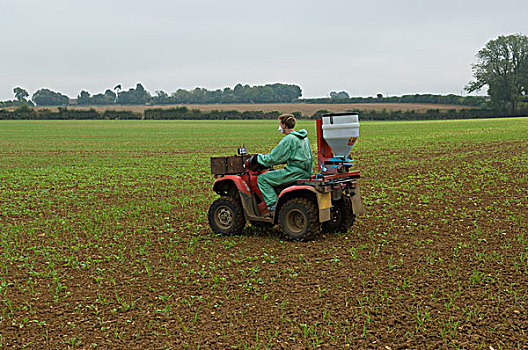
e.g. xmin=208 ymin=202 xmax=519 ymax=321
xmin=233 ymin=83 xmax=249 ymax=102
xmin=104 ymin=89 xmax=116 ymax=104
xmin=91 ymin=93 xmax=106 ymax=105
xmin=117 ymin=83 xmax=151 ymax=105
xmin=330 ymin=90 xmax=350 ymax=99
xmin=268 ymin=83 xmax=301 ymax=102
xmin=13 ymin=87 xmax=29 ymax=102
xmin=172 ymin=89 xmax=190 ymax=104
xmin=466 ymin=34 xmax=528 ymax=113
xmin=78 ymin=90 xmax=91 ymax=105
xmin=32 ymin=89 xmax=69 ymax=106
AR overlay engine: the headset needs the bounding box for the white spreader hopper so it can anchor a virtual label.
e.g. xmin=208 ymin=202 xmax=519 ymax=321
xmin=321 ymin=113 xmax=360 ymax=157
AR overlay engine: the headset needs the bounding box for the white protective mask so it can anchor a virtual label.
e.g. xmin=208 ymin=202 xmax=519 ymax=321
xmin=278 ymin=125 xmax=283 ymax=134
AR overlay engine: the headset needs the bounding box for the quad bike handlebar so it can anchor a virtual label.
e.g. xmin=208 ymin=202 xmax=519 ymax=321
xmin=245 ymin=154 xmax=268 ymax=172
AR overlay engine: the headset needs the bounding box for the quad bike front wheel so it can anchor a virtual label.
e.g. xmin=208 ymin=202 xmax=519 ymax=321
xmin=322 ymin=197 xmax=355 ymax=234
xmin=279 ymin=197 xmax=321 ymax=241
xmin=208 ymin=196 xmax=245 ymax=235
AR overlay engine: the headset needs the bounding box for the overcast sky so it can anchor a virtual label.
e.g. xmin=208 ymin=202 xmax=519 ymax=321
xmin=1 ymin=0 xmax=527 ymax=100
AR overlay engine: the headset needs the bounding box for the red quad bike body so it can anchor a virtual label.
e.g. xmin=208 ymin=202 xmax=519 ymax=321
xmin=208 ymin=113 xmax=364 ymax=241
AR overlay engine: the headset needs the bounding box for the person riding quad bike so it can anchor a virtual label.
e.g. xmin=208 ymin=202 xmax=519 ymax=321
xmin=250 ymin=114 xmax=313 ymax=214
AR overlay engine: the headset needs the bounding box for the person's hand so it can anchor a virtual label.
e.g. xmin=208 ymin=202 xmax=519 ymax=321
xmin=245 ymin=155 xmax=261 ymax=171
xmin=250 ymin=155 xmax=260 ymax=167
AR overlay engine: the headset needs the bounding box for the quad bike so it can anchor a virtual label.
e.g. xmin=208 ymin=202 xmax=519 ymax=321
xmin=208 ymin=113 xmax=364 ymax=241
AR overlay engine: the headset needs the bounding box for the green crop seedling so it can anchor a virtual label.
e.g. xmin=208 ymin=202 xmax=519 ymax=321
xmin=0 ymin=118 xmax=527 ymax=348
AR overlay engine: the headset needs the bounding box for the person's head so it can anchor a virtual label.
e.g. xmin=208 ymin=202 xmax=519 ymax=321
xmin=278 ymin=114 xmax=296 ymax=134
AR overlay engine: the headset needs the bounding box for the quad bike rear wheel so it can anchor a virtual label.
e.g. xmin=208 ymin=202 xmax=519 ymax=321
xmin=208 ymin=196 xmax=245 ymax=235
xmin=279 ymin=197 xmax=320 ymax=241
xmin=322 ymin=197 xmax=355 ymax=233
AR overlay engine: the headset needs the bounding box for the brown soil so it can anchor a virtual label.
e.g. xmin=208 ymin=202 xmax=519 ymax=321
xmin=1 ymin=141 xmax=526 ymax=349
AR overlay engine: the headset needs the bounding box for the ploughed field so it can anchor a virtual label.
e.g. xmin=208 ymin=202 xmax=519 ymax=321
xmin=0 ymin=119 xmax=527 ymax=349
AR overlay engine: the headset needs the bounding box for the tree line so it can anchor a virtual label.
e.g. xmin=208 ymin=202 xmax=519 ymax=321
xmin=2 ymin=104 xmax=526 ymax=121
xmin=0 ymin=83 xmax=303 ymax=107
xmin=305 ymin=93 xmax=487 ymax=107
xmin=1 ymin=84 xmax=486 ymax=108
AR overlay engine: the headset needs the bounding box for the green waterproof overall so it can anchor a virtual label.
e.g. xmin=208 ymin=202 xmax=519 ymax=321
xmin=257 ymin=129 xmax=313 ymax=207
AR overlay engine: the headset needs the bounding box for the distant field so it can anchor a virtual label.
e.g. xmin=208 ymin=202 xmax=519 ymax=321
xmin=31 ymin=102 xmax=472 ymax=116
xmin=1 ymin=119 xmax=527 ymax=348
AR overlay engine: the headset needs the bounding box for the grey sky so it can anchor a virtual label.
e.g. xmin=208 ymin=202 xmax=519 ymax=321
xmin=1 ymin=0 xmax=527 ymax=101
